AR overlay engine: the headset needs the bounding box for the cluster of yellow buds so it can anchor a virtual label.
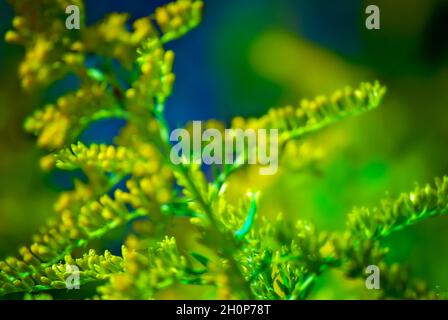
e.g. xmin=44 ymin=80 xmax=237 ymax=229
xmin=230 ymin=82 xmax=386 ymax=144
xmin=98 ymin=237 xmax=187 ymax=299
xmin=347 ymin=176 xmax=448 ymax=241
xmin=98 ymin=246 xmax=149 ymax=298
xmin=17 ymin=184 xmax=150 ymax=266
xmin=130 ymin=174 xmax=173 ymax=206
xmin=156 ymin=0 xmax=204 ymax=42
xmin=12 ymin=0 xmax=204 ymax=154
xmin=5 ymin=0 xmax=203 ymax=90
xmin=55 ymin=141 xmax=172 ymax=183
xmin=83 ymin=14 xmax=156 ymax=69
xmin=24 ymin=83 xmax=116 ymax=149
xmin=54 ymin=141 xmax=173 ymax=219
xmin=0 ymin=248 xmax=122 ymax=296
xmin=53 ymin=180 xmax=93 ymax=213
xmin=0 ymin=150 xmax=173 ymax=278
xmin=21 ymin=187 xmax=148 ymax=263
xmin=126 ymin=39 xmax=176 ymax=113
xmin=56 ymin=143 xmax=146 ymax=173
xmin=29 ymin=212 xmax=87 ymax=261
xmin=5 ymin=0 xmax=85 ymax=88
xmin=24 ymin=105 xmax=69 ymax=149
xmin=1 ymin=0 xmax=206 ymax=299
xmin=54 ymin=83 xmax=114 ymax=114
xmin=18 ymin=36 xmax=78 ymax=89
xmin=9 ymin=0 xmax=206 ymax=159
xmin=77 ymin=191 xmax=148 ymax=231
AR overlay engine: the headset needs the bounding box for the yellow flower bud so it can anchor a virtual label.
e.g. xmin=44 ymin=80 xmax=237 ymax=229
xmin=102 ymin=208 xmax=115 ymax=220
xmin=140 ymin=178 xmax=154 ymax=195
xmin=12 ymin=16 xmax=26 ymax=29
xmin=141 ymin=62 xmax=152 ymax=75
xmin=5 ymin=30 xmax=20 ymax=43
xmin=156 ymin=189 xmax=171 ymax=203
xmin=125 ymin=88 xmax=136 ymax=99
xmin=39 ymin=155 xmax=56 ymax=171
xmin=170 ymin=16 xmax=183 ymax=30
xmin=156 ymin=8 xmax=170 ymax=27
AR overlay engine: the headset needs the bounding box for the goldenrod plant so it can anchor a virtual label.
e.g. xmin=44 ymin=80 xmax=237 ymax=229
xmin=1 ymin=0 xmax=447 ymax=300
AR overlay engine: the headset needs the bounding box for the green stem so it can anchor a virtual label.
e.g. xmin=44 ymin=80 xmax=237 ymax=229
xmin=153 ymin=110 xmax=255 ymax=299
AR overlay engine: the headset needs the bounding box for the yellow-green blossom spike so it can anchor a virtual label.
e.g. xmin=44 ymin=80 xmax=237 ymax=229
xmin=347 ymin=176 xmax=448 ymax=240
xmin=156 ymin=0 xmax=204 ymax=43
xmin=232 ymin=81 xmax=386 ymax=145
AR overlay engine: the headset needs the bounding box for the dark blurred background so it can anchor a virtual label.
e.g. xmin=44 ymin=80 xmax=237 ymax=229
xmin=1 ymin=0 xmax=447 ymax=299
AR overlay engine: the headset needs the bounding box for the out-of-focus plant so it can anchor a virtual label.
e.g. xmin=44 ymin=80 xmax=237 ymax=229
xmin=1 ymin=0 xmax=447 ymax=300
